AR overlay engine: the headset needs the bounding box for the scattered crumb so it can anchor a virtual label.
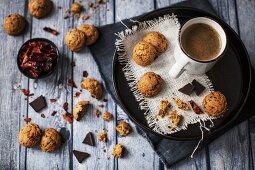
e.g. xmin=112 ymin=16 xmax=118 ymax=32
xmin=112 ymin=144 xmax=125 ymax=158
xmin=63 ymin=112 xmax=73 ymax=124
xmin=83 ymin=71 xmax=88 ymax=77
xmin=103 ymin=111 xmax=112 ymax=121
xmin=95 ymin=109 xmax=100 ymax=117
xmin=168 ymin=110 xmax=182 ymax=127
xmin=173 ymin=97 xmax=190 ymax=111
xmin=50 ymin=98 xmax=57 ymax=103
xmin=40 ymin=113 xmax=45 ymax=118
xmin=51 ymin=111 xmax=57 ymax=116
xmin=103 ymin=98 xmax=108 ymax=102
xmin=98 ymin=104 xmax=104 ymax=108
xmin=98 ymin=132 xmax=107 ymax=142
xmin=74 ymin=91 xmax=81 ymax=97
xmin=24 ymin=117 xmax=31 ymax=123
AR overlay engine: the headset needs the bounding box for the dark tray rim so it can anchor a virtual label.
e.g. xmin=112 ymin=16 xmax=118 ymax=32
xmin=112 ymin=6 xmax=252 ymax=140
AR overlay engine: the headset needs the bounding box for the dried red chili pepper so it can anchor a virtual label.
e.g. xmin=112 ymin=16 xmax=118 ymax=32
xmin=63 ymin=112 xmax=73 ymax=123
xmin=21 ymin=89 xmax=30 ymax=96
xmin=24 ymin=117 xmax=32 ymax=123
xmin=43 ymin=27 xmax=59 ymax=36
xmin=189 ymin=100 xmax=203 ymax=114
xmin=67 ymin=79 xmax=77 ymax=88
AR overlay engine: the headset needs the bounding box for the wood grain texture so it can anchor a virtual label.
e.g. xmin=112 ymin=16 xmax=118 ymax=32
xmin=0 ymin=0 xmax=29 ymax=169
xmin=24 ymin=1 xmax=73 ymax=169
xmin=208 ymin=0 xmax=252 ymax=170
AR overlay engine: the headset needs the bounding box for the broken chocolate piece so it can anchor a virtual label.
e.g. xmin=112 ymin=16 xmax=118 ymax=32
xmin=189 ymin=100 xmax=203 ymax=114
xmin=29 ymin=95 xmax=47 ymax=112
xmin=73 ymin=150 xmax=90 ymax=163
xmin=192 ymin=79 xmax=206 ymax=96
xmin=82 ymin=132 xmax=95 ymax=146
xmin=178 ymin=83 xmax=194 ymax=95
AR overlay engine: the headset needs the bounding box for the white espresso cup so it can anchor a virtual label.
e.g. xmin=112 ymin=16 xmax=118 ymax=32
xmin=169 ymin=17 xmax=227 ymax=78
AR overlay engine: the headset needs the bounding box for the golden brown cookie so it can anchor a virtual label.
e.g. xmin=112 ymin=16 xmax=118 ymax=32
xmin=28 ymin=0 xmax=53 ymax=18
xmin=202 ymin=91 xmax=227 ymax=117
xmin=133 ymin=41 xmax=158 ymax=66
xmin=65 ymin=29 xmax=86 ymax=52
xmin=40 ymin=128 xmax=62 ymax=152
xmin=4 ymin=13 xmax=26 ymax=35
xmin=138 ymin=72 xmax=163 ymax=97
xmin=98 ymin=132 xmax=107 ymax=142
xmin=143 ymin=32 xmax=168 ymax=54
xmin=70 ymin=2 xmax=83 ymax=13
xmin=73 ymin=101 xmax=90 ymax=121
xmin=81 ymin=78 xmax=103 ymax=99
xmin=103 ymin=111 xmax=112 ymax=121
xmin=77 ymin=25 xmax=99 ymax=45
xmin=116 ymin=121 xmax=132 ymax=137
xmin=19 ymin=123 xmax=42 ymax=147
xmin=112 ymin=144 xmax=125 ymax=158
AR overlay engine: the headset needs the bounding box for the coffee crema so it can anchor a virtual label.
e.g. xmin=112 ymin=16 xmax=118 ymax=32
xmin=181 ymin=23 xmax=221 ymax=61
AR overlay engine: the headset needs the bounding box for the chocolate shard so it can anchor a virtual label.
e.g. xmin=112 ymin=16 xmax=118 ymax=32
xmin=178 ymin=83 xmax=194 ymax=95
xmin=29 ymin=95 xmax=47 ymax=112
xmin=82 ymin=132 xmax=95 ymax=146
xmin=73 ymin=150 xmax=90 ymax=163
xmin=192 ymin=79 xmax=206 ymax=96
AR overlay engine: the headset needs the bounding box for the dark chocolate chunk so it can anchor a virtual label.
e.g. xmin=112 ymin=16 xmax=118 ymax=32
xmin=73 ymin=150 xmax=90 ymax=163
xmin=192 ymin=79 xmax=206 ymax=96
xmin=178 ymin=83 xmax=194 ymax=95
xmin=29 ymin=95 xmax=47 ymax=112
xmin=83 ymin=132 xmax=95 ymax=146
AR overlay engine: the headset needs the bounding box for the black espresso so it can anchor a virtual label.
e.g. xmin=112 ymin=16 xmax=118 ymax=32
xmin=181 ymin=23 xmax=221 ymax=61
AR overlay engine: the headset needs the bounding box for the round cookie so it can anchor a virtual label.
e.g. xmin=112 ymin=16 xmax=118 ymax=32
xmin=202 ymin=91 xmax=227 ymax=117
xmin=19 ymin=123 xmax=42 ymax=148
xmin=4 ymin=13 xmax=26 ymax=35
xmin=65 ymin=29 xmax=86 ymax=52
xmin=143 ymin=32 xmax=168 ymax=54
xmin=40 ymin=128 xmax=62 ymax=152
xmin=133 ymin=41 xmax=158 ymax=66
xmin=77 ymin=25 xmax=99 ymax=45
xmin=28 ymin=0 xmax=53 ymax=18
xmin=81 ymin=78 xmax=103 ymax=100
xmin=138 ymin=72 xmax=163 ymax=97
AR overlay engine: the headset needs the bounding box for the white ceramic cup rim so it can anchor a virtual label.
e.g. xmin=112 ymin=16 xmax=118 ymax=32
xmin=179 ymin=17 xmax=227 ymax=63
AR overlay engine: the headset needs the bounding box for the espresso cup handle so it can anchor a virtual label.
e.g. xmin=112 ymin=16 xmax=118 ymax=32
xmin=169 ymin=58 xmax=188 ymax=78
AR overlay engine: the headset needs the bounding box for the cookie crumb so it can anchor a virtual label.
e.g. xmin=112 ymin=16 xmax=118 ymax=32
xmin=98 ymin=132 xmax=107 ymax=142
xmin=112 ymin=144 xmax=125 ymax=158
xmin=116 ymin=121 xmax=132 ymax=136
xmin=168 ymin=110 xmax=182 ymax=127
xmin=95 ymin=109 xmax=100 ymax=117
xmin=103 ymin=111 xmax=112 ymax=121
xmin=173 ymin=98 xmax=189 ymax=110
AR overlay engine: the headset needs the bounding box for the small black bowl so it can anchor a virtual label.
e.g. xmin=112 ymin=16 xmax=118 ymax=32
xmin=17 ymin=38 xmax=59 ymax=79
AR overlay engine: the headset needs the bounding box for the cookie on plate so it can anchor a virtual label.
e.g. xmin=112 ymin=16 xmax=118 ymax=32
xmin=143 ymin=31 xmax=168 ymax=54
xmin=28 ymin=0 xmax=53 ymax=18
xmin=202 ymin=91 xmax=227 ymax=117
xmin=133 ymin=41 xmax=158 ymax=66
xmin=77 ymin=25 xmax=99 ymax=45
xmin=138 ymin=72 xmax=163 ymax=97
xmin=4 ymin=13 xmax=26 ymax=35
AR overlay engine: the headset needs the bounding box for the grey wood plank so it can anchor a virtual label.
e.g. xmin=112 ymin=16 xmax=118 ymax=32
xmin=115 ymin=0 xmax=163 ymax=170
xmin=208 ymin=0 xmax=251 ymax=170
xmin=24 ymin=1 xmax=73 ymax=169
xmin=72 ymin=0 xmax=116 ymax=169
xmin=235 ymin=0 xmax=255 ymax=169
xmin=0 ymin=0 xmax=30 ymax=169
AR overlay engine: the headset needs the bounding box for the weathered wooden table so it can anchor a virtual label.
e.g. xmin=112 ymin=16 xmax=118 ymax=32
xmin=0 ymin=0 xmax=254 ymax=169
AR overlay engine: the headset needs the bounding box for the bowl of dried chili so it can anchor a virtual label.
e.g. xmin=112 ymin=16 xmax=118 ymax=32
xmin=17 ymin=38 xmax=59 ymax=79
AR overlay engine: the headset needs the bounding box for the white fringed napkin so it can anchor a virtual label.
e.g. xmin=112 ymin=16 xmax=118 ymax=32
xmin=115 ymin=14 xmax=216 ymax=135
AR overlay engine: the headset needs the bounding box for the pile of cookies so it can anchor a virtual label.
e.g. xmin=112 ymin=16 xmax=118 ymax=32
xmin=19 ymin=123 xmax=62 ymax=152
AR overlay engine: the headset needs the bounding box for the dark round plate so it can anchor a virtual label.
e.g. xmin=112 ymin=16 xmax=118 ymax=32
xmin=113 ymin=7 xmax=252 ymax=140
